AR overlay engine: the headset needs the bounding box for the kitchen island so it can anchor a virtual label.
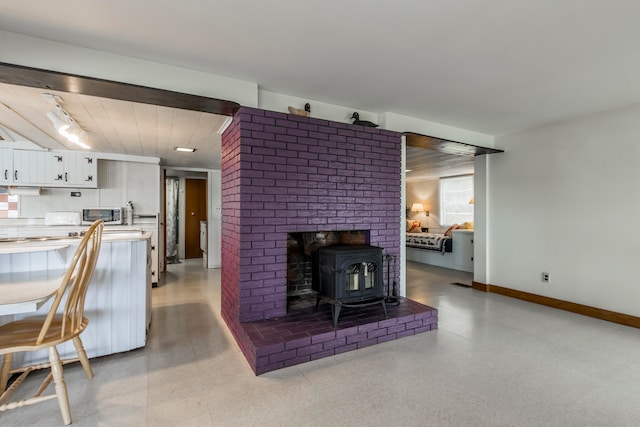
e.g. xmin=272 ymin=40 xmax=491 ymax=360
xmin=0 ymin=231 xmax=152 ymax=368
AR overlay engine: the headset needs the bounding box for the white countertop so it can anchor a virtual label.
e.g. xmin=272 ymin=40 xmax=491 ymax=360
xmin=0 ymin=231 xmax=151 ymax=248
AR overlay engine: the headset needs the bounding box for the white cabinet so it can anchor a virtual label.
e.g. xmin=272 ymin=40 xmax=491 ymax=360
xmin=13 ymin=149 xmax=48 ymax=185
xmin=48 ymin=152 xmax=66 ymax=185
xmin=6 ymin=149 xmax=97 ymax=188
xmin=148 ymin=228 xmax=158 ymax=285
xmin=76 ymin=153 xmax=97 ymax=186
xmin=139 ymin=219 xmax=159 ymax=285
xmin=48 ymin=151 xmax=97 ymax=187
xmin=0 ymin=148 xmax=13 ymax=184
xmin=452 ymin=230 xmax=474 ymax=272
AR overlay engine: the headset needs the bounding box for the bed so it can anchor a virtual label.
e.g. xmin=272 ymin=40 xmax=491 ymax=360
xmin=405 ymin=229 xmax=473 ymax=272
xmin=405 ymin=232 xmax=452 ymax=253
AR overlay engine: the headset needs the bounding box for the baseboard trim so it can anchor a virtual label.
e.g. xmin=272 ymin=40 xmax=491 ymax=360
xmin=471 ymin=281 xmax=640 ymax=329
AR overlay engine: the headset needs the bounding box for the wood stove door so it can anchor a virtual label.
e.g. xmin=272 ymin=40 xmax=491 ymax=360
xmin=343 ymin=260 xmax=379 ymax=301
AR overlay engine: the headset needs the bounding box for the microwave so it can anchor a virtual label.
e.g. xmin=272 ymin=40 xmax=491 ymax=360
xmin=82 ymin=208 xmax=124 ymax=225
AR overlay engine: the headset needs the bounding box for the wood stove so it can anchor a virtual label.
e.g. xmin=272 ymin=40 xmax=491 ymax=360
xmin=313 ymin=244 xmax=387 ymax=327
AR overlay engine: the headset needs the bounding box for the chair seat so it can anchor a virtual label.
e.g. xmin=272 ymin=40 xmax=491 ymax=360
xmin=0 ymin=316 xmax=89 ymax=354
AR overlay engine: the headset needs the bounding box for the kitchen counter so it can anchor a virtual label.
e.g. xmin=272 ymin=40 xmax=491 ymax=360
xmin=0 ymin=230 xmax=150 ymax=244
xmin=0 ymin=224 xmax=152 ymax=239
xmin=0 ymin=232 xmax=152 ymax=369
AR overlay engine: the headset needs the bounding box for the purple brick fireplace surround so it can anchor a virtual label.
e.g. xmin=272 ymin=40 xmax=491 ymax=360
xmin=221 ymin=107 xmax=437 ymax=374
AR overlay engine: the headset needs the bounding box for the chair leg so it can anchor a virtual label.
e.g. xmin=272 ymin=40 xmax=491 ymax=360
xmin=49 ymin=346 xmax=71 ymax=426
xmin=72 ymin=336 xmax=93 ymax=379
xmin=0 ymin=354 xmax=13 ymax=392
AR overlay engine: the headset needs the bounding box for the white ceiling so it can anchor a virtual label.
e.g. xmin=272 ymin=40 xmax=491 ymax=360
xmin=1 ymin=1 xmax=640 ymax=171
xmin=0 ymin=83 xmax=228 ymax=169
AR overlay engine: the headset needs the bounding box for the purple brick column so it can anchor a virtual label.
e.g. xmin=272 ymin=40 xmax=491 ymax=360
xmin=221 ymin=114 xmax=242 ymax=328
xmin=221 ymin=107 xmax=402 ymax=325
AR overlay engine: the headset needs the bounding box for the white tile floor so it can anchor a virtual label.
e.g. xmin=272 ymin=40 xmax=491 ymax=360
xmin=3 ymin=259 xmax=640 ymax=426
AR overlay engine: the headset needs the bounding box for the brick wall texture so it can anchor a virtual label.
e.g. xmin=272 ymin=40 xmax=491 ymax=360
xmin=221 ymin=107 xmax=402 ymax=324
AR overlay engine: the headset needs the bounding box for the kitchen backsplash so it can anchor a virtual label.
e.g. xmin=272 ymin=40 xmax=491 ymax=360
xmin=0 ymin=193 xmax=19 ymax=218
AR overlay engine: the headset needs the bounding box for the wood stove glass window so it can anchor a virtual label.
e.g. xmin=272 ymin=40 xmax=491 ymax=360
xmin=347 ymin=262 xmax=377 ymax=292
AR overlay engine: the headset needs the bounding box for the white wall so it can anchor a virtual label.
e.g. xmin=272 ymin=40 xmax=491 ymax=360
xmin=406 ymin=178 xmax=443 ymax=232
xmin=473 ymin=155 xmax=489 ymax=284
xmin=208 ymin=170 xmax=221 ymax=268
xmin=490 ymin=103 xmax=640 ymax=316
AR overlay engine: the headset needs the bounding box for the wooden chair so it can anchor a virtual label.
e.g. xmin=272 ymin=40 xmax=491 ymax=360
xmin=0 ymin=219 xmax=104 ymax=425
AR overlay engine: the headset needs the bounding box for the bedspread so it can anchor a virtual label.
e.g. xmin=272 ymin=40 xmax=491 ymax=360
xmin=406 ymin=233 xmax=452 ymax=253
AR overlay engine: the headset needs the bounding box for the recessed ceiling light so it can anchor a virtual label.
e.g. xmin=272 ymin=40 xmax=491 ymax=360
xmin=174 ymin=147 xmax=196 ymax=152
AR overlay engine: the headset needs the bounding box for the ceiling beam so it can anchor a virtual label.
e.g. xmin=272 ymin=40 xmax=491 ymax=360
xmin=405 ymin=132 xmax=503 ymax=157
xmin=0 ymin=62 xmax=240 ymax=116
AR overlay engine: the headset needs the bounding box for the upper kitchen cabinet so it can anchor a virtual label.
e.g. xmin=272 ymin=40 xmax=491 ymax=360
xmin=6 ymin=149 xmax=97 ymax=188
xmin=48 ymin=151 xmax=97 ymax=187
xmin=12 ymin=149 xmax=48 ymax=185
xmin=0 ymin=148 xmax=13 ymax=184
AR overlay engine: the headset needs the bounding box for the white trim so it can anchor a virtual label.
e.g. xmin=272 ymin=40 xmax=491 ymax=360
xmin=95 ymin=152 xmax=160 ymax=164
xmin=400 ymin=135 xmax=407 ymax=297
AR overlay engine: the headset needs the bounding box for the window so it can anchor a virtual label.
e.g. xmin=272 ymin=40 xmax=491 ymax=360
xmin=440 ymin=175 xmax=474 ymax=226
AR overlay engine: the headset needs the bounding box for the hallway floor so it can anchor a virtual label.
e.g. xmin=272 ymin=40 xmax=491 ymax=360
xmin=3 ymin=260 xmax=640 ymax=426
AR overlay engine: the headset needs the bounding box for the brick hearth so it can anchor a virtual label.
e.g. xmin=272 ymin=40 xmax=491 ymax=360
xmin=242 ymin=298 xmax=437 ymax=375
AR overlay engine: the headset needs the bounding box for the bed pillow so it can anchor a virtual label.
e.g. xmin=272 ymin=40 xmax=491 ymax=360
xmin=444 ymin=224 xmax=460 ymax=236
xmin=407 ymin=220 xmax=421 ymax=233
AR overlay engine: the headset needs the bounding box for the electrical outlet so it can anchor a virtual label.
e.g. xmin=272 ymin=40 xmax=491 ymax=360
xmin=542 ymin=272 xmax=550 ymax=283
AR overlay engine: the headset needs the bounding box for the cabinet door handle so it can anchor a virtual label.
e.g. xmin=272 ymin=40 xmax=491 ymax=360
xmin=14 ymin=170 xmax=17 ymax=181
xmin=64 ymin=172 xmax=68 ymax=182
xmin=4 ymin=169 xmax=6 ymax=180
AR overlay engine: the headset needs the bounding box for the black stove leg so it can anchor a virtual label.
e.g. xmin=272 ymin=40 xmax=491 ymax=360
xmin=332 ymin=304 xmax=342 ymax=329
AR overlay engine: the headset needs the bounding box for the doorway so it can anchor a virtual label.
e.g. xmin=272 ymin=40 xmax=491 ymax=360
xmin=185 ymin=178 xmax=207 ymax=259
xmin=163 ymin=171 xmax=209 ymax=266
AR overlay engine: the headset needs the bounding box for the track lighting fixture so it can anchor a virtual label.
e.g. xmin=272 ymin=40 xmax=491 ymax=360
xmin=47 ymin=104 xmax=90 ymax=149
